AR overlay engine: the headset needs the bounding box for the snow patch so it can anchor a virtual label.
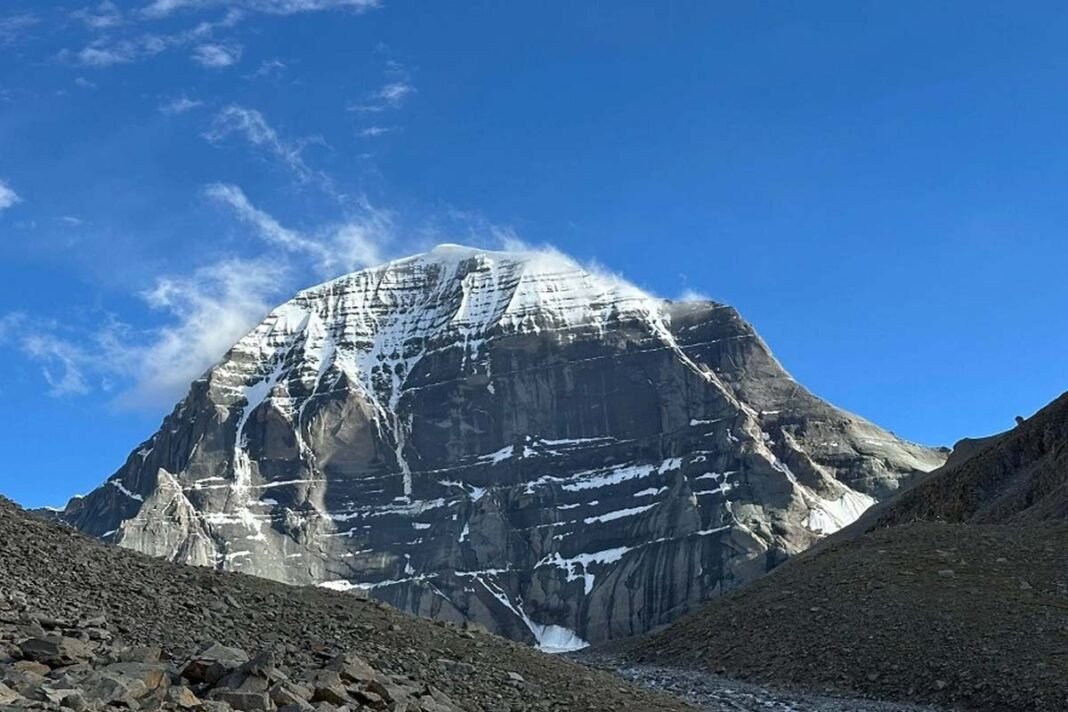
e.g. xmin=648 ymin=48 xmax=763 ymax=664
xmin=583 ymin=503 xmax=658 ymax=524
xmin=537 ymin=546 xmax=633 ymax=595
xmin=532 ymin=625 xmax=589 ymax=654
xmin=473 ymin=574 xmax=589 ymax=653
xmin=632 ymin=487 xmax=668 ymax=498
xmin=109 ymin=480 xmax=143 ymax=502
xmin=689 ymin=417 xmax=723 ymax=426
xmin=804 ymin=489 xmax=875 ymax=535
xmin=319 ymin=580 xmax=362 ymax=592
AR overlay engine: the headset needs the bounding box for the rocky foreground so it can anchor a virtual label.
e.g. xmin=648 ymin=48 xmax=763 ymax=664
xmin=0 ymin=496 xmax=693 ymax=712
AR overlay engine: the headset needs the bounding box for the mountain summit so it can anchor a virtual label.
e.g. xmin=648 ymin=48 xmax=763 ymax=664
xmin=58 ymin=244 xmax=945 ymax=648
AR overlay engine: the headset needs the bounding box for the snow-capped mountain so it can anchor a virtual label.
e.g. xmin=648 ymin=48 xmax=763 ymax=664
xmin=58 ymin=244 xmax=946 ymax=649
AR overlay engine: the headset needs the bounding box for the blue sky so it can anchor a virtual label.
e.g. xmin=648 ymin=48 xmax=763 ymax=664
xmin=1 ymin=1 xmax=1065 ymax=508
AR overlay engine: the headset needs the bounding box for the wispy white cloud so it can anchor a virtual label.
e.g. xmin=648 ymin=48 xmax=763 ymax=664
xmin=71 ymin=1 xmax=124 ymax=30
xmin=377 ymin=81 xmax=415 ymax=106
xmin=4 ymin=259 xmax=287 ymax=407
xmin=117 ymin=258 xmax=286 ymax=407
xmin=0 ymin=313 xmax=25 ymax=341
xmin=330 ymin=218 xmax=388 ymax=272
xmin=22 ymin=334 xmax=92 ymax=397
xmin=349 ymin=80 xmax=414 ymax=113
xmin=191 ymin=42 xmax=241 ymax=67
xmin=70 ymin=8 xmax=241 ymax=67
xmin=58 ymin=216 xmax=84 ymax=226
xmin=0 ymin=14 xmax=38 ymax=47
xmin=358 ymin=125 xmax=396 ymax=137
xmin=205 ymin=182 xmax=389 ymax=274
xmin=123 ymin=208 xmax=390 ymax=404
xmin=0 ymin=314 xmax=93 ymax=398
xmin=66 ymin=0 xmax=375 ymax=69
xmin=11 ymin=183 xmax=393 ymax=407
xmin=65 ymin=0 xmax=374 ymax=70
xmin=140 ymin=0 xmax=380 ymax=19
xmin=0 ymin=180 xmax=21 ymax=211
xmin=76 ymin=44 xmax=132 ymax=67
xmin=159 ymin=95 xmax=205 ymax=114
xmin=204 ymin=183 xmax=306 ymax=252
xmin=204 ymin=105 xmax=322 ymax=183
xmin=676 ymin=288 xmax=710 ymax=302
xmin=247 ymin=58 xmax=287 ymax=79
xmin=75 ymin=35 xmax=167 ymax=66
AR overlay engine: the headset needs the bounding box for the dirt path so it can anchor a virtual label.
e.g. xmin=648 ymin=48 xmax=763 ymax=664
xmin=578 ymin=654 xmax=942 ymax=712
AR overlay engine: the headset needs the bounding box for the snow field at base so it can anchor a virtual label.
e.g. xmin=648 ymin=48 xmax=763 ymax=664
xmin=528 ymin=625 xmax=590 ymax=654
xmin=762 ymin=443 xmax=879 ymax=536
xmin=803 ymin=489 xmax=876 ymax=535
xmin=472 ymin=573 xmax=590 ymax=653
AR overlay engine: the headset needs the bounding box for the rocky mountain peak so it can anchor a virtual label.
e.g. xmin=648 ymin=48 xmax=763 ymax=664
xmin=58 ymin=244 xmax=945 ymax=649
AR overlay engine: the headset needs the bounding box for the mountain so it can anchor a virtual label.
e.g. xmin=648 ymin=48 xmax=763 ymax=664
xmin=0 ymin=495 xmax=696 ymax=712
xmin=56 ymin=244 xmax=945 ymax=648
xmin=863 ymin=391 xmax=1068 ymax=526
xmin=619 ymin=392 xmax=1068 ymax=711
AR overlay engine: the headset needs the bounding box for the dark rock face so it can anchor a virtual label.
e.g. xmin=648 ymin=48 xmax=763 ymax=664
xmin=58 ymin=245 xmax=944 ymax=648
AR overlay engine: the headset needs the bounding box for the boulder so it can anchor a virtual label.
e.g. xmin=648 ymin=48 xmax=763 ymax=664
xmin=269 ymin=682 xmax=313 ymax=709
xmin=80 ymin=670 xmax=151 ymax=706
xmin=102 ymin=661 xmax=173 ymax=693
xmin=323 ymin=654 xmax=375 ymax=685
xmin=182 ymin=642 xmax=250 ymax=685
xmin=167 ymin=685 xmax=202 ymax=709
xmin=18 ymin=637 xmax=93 ymax=668
xmin=305 ymin=671 xmax=349 ymax=706
xmin=209 ymin=689 xmax=274 ymax=711
xmin=119 ymin=646 xmax=162 ymax=664
xmin=9 ymin=659 xmax=50 ymax=677
xmin=61 ymin=690 xmax=89 ymax=711
xmin=0 ymin=682 xmax=21 ymax=705
xmin=27 ymin=684 xmax=81 ymax=705
xmin=215 ymin=652 xmax=286 ymax=695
